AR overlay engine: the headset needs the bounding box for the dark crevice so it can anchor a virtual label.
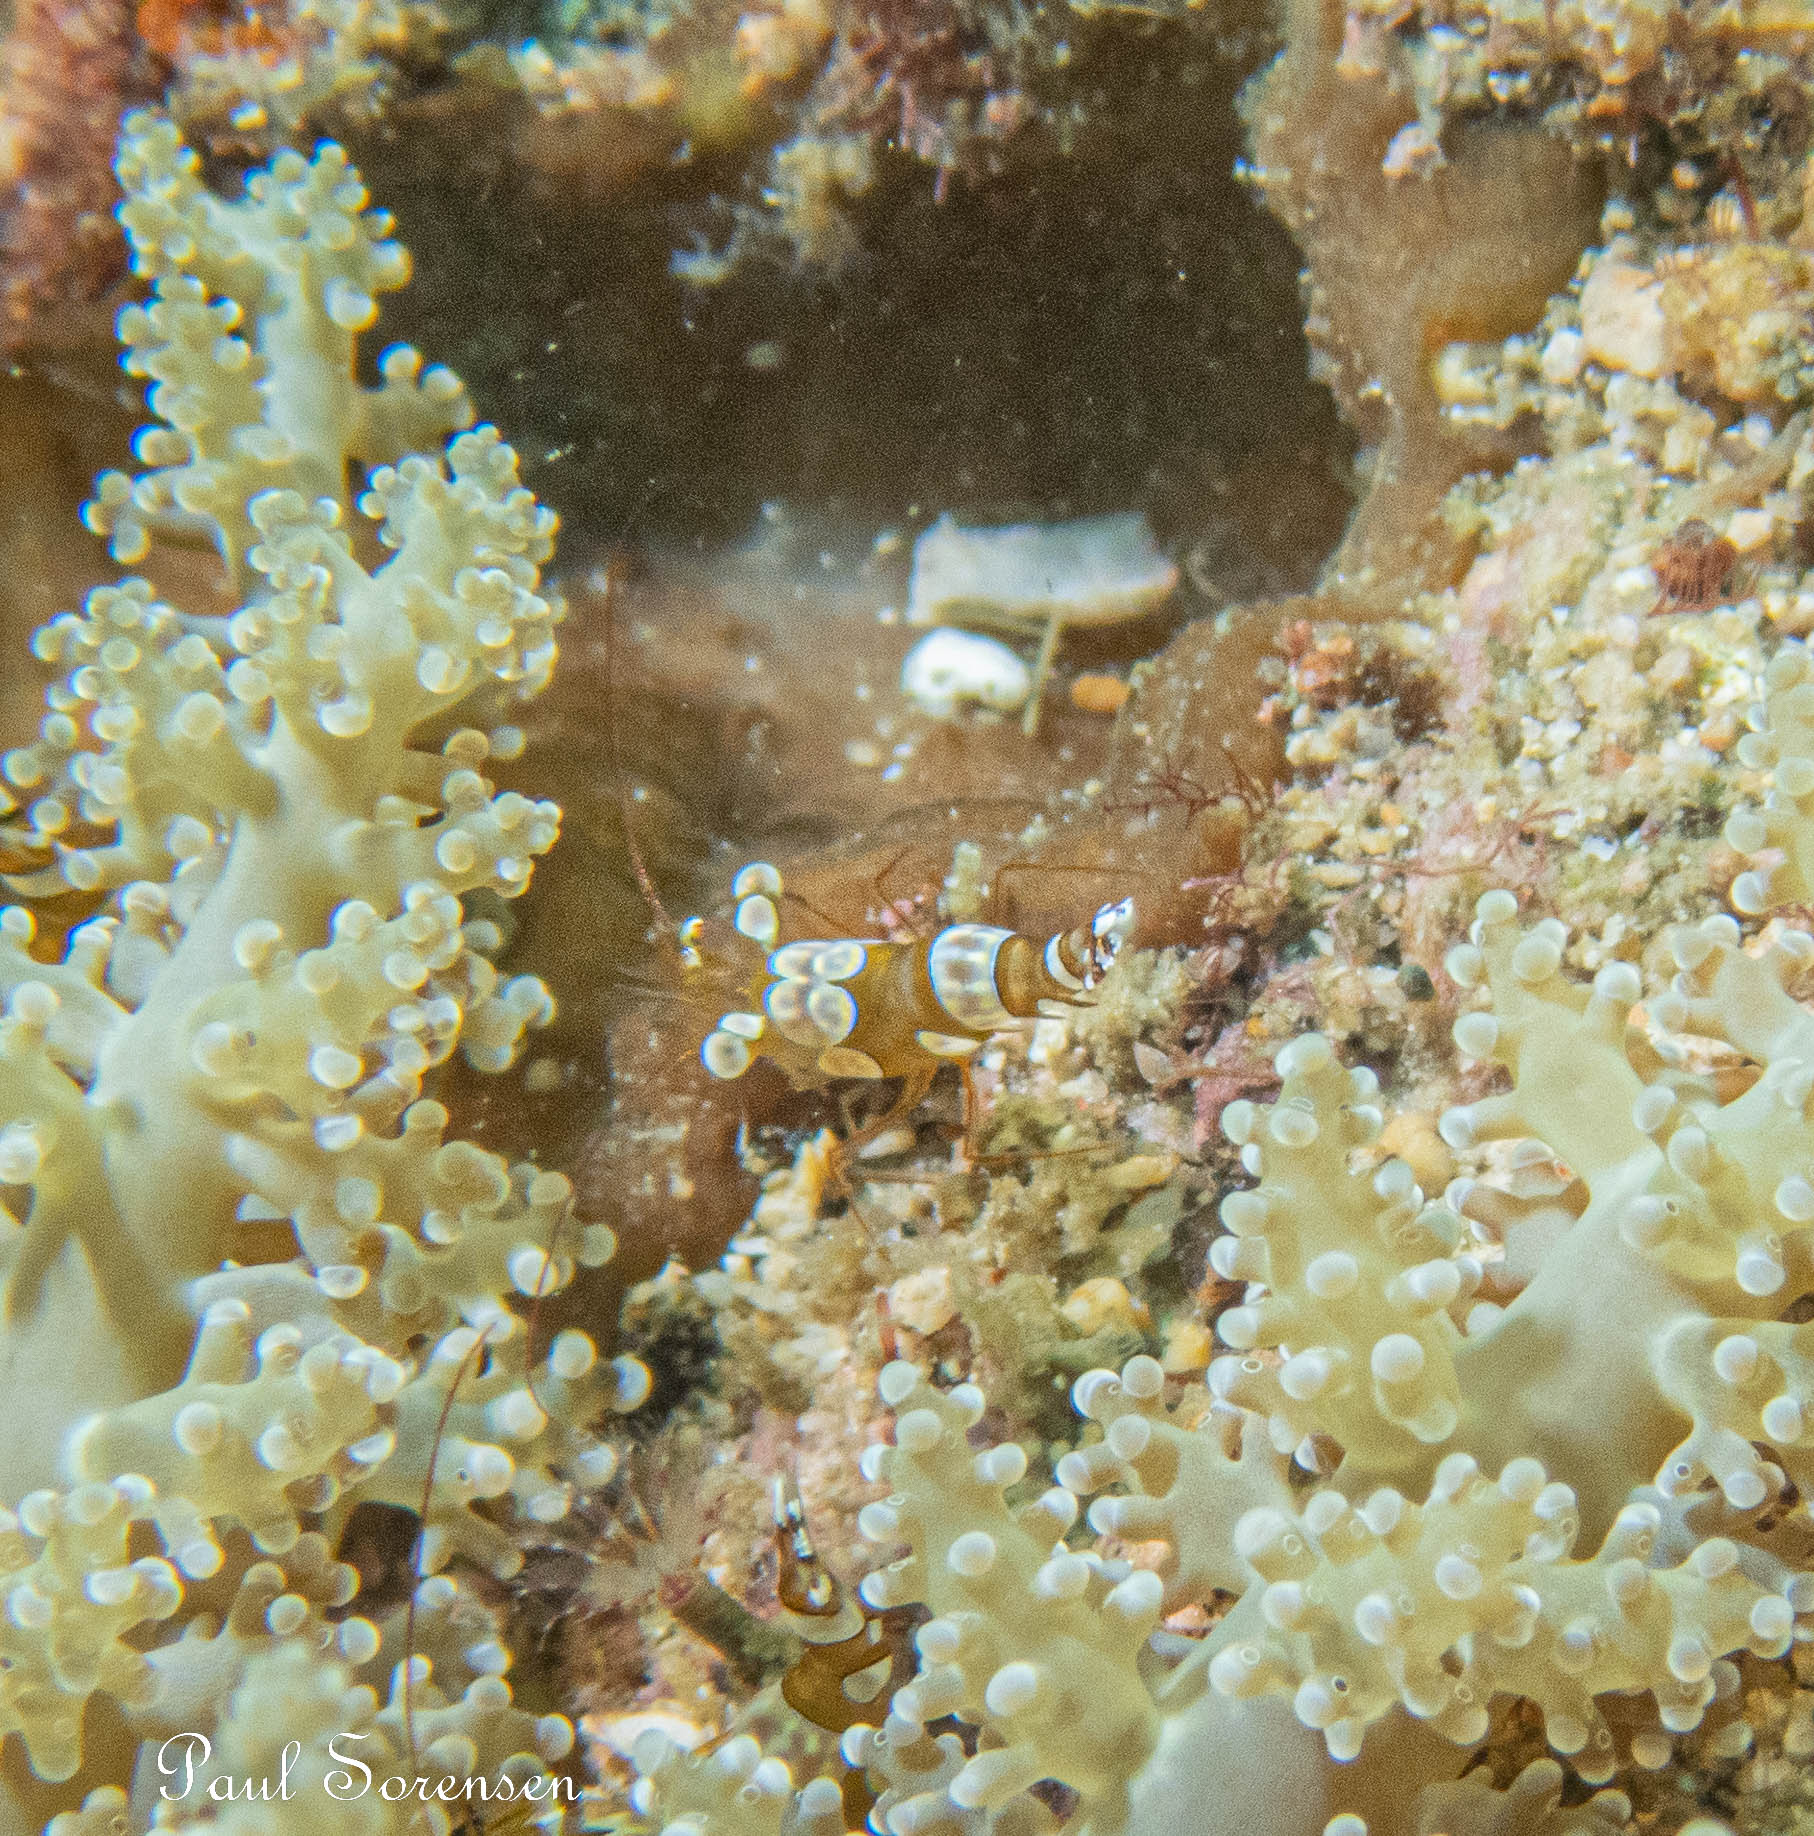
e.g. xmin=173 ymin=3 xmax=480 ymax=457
xmin=356 ymin=13 xmax=1357 ymax=595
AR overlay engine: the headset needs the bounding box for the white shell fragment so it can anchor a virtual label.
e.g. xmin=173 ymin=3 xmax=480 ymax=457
xmin=906 ymin=511 xmax=1178 ymax=629
xmin=901 ymin=627 xmax=1031 ymax=718
xmin=903 ymin=511 xmax=1177 ymax=735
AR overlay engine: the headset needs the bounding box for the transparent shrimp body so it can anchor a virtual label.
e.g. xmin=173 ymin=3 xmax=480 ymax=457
xmin=695 ymin=861 xmax=1134 ymax=1097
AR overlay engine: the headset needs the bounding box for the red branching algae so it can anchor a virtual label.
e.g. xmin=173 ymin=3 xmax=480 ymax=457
xmin=804 ymin=0 xmax=1037 ymax=198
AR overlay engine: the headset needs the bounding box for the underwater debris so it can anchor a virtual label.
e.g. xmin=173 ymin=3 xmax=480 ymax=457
xmin=906 ymin=512 xmax=1178 ymax=625
xmin=906 ymin=511 xmax=1179 ymax=736
xmin=900 ymin=624 xmax=1033 ymax=718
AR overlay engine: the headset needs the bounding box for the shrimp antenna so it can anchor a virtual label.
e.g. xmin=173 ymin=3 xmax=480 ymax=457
xmin=779 ymin=882 xmax=853 ymax=938
xmin=600 ymin=555 xmax=677 ymax=952
xmin=402 ymin=1321 xmax=498 ymax=1773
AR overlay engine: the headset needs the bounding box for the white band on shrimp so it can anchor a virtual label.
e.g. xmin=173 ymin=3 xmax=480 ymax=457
xmin=1044 ymin=932 xmax=1086 ymax=991
xmin=929 ymin=924 xmax=1015 ymax=1030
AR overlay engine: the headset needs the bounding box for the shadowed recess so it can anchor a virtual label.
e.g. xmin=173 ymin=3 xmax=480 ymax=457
xmin=356 ymin=11 xmax=1357 ymax=594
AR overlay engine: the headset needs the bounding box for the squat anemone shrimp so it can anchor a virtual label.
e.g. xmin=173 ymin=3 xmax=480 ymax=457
xmin=689 ymin=859 xmax=1135 ymax=1148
